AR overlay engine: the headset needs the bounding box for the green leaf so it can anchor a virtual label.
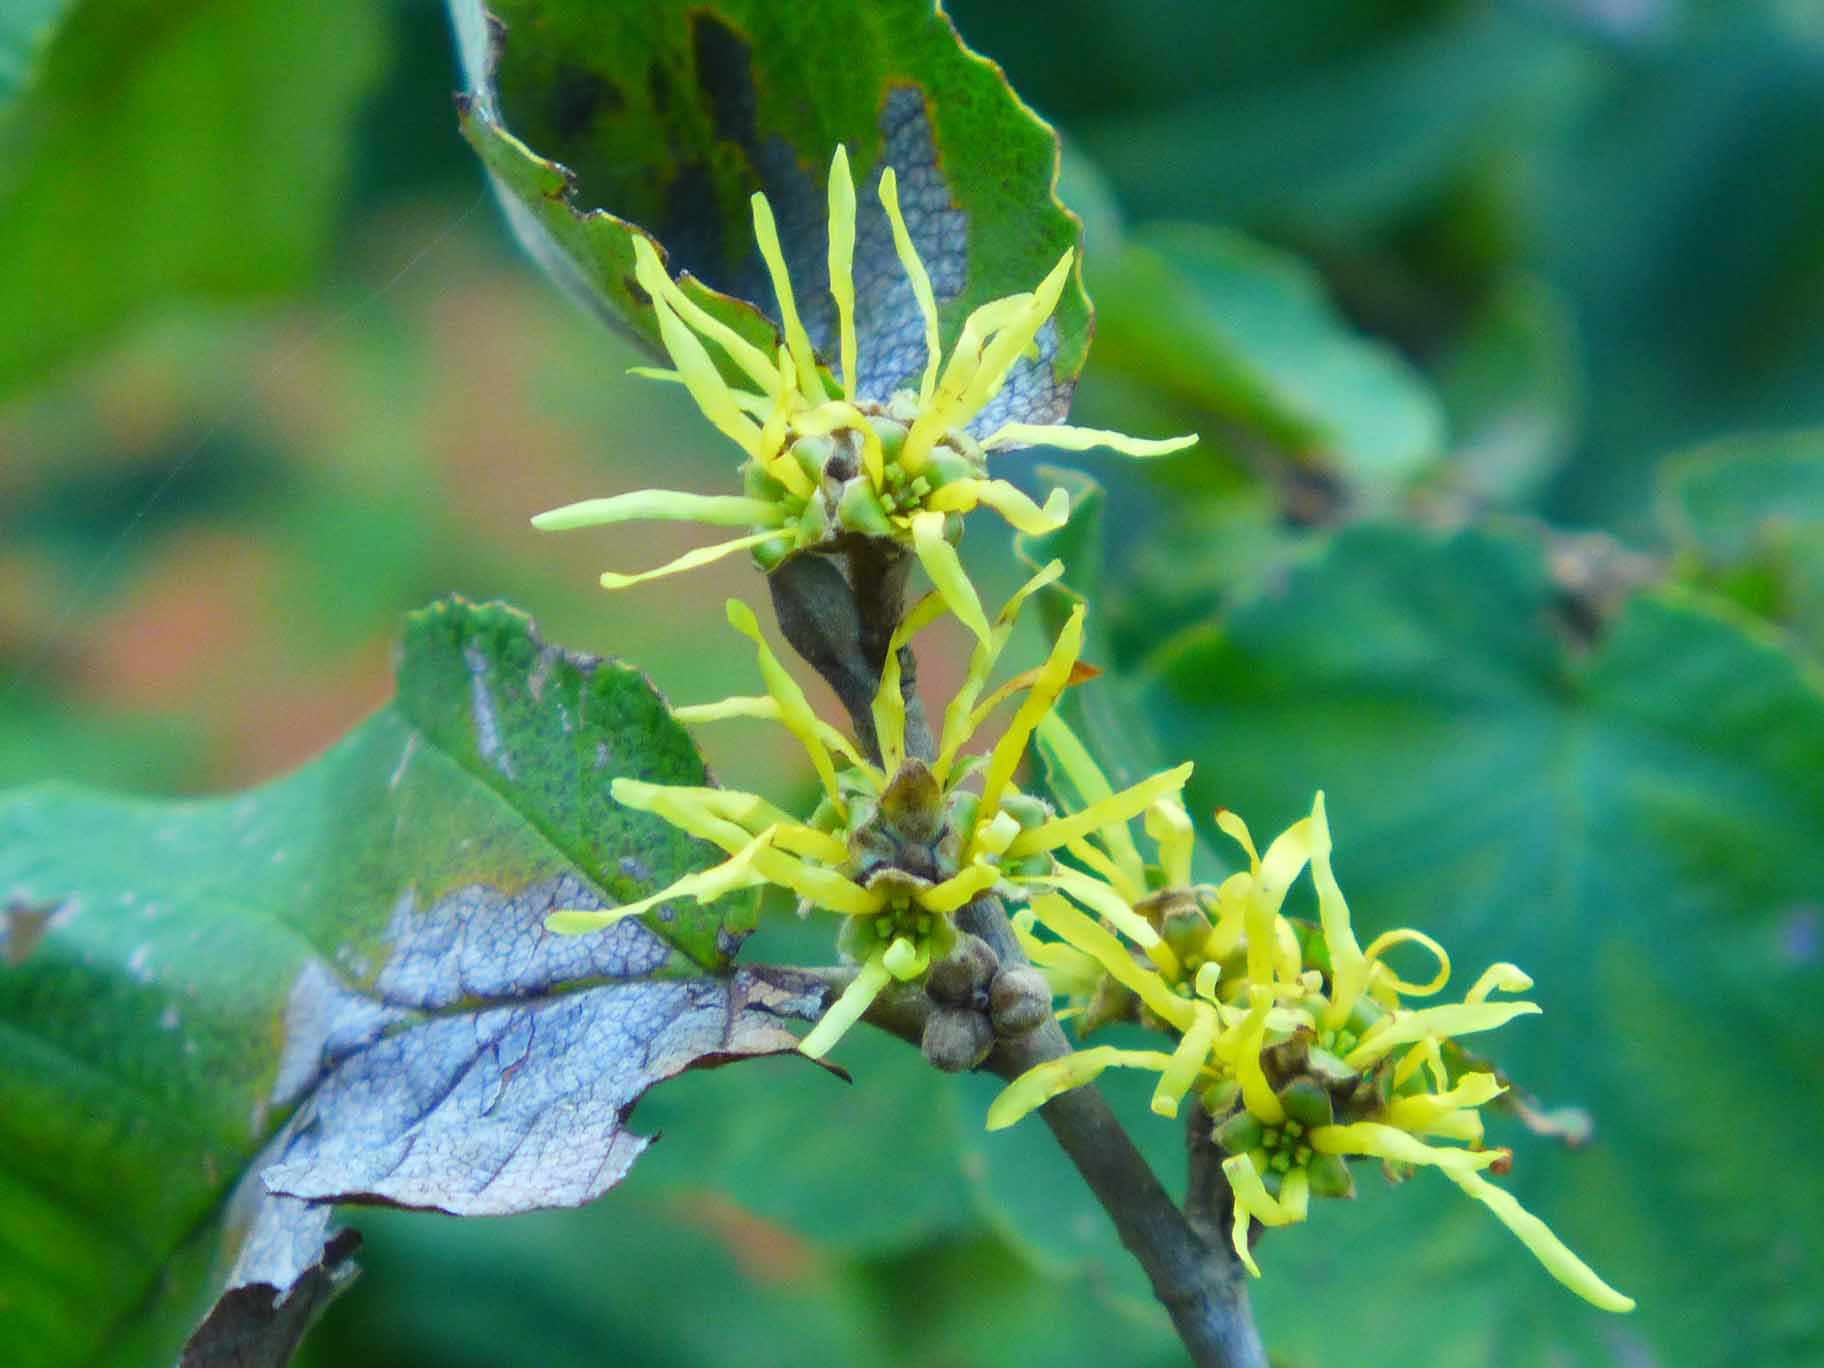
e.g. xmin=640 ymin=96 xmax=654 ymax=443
xmin=0 ymin=598 xmax=823 ymax=1366
xmin=0 ymin=0 xmax=389 ymax=396
xmin=1131 ymin=523 xmax=1824 ymax=1363
xmin=0 ymin=0 xmax=66 ymax=111
xmin=1660 ymin=431 xmax=1824 ymax=656
xmin=1436 ymin=276 xmax=1583 ymax=509
xmin=1089 ymin=223 xmax=1446 ymax=488
xmin=448 ymin=0 xmax=1089 ymax=425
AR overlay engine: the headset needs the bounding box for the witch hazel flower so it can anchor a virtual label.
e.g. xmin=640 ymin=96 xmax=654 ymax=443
xmin=988 ymin=791 xmax=1635 ymax=1313
xmin=544 ymin=570 xmax=1182 ymax=1061
xmin=531 ymin=145 xmax=1195 ymax=593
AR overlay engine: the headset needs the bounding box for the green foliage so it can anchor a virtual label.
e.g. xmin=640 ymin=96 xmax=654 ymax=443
xmin=1090 ymin=224 xmax=1445 ymax=487
xmin=452 ymin=0 xmax=1089 ymax=406
xmin=6 ymin=0 xmax=1824 ymax=1363
xmin=0 ymin=599 xmax=812 ymax=1365
xmin=1128 ymin=523 xmax=1824 ymax=1363
xmin=0 ymin=0 xmax=388 ymax=396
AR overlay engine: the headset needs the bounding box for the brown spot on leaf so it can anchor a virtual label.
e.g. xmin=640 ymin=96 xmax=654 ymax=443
xmin=2 ymin=897 xmax=61 ymax=966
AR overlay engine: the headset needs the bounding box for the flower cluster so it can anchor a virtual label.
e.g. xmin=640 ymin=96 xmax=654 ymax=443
xmin=547 ymin=565 xmax=1192 ymax=1060
xmin=988 ymin=764 xmax=1635 ymax=1313
xmin=532 ymin=133 xmax=1632 ymax=1323
xmin=530 ymin=145 xmax=1194 ymax=604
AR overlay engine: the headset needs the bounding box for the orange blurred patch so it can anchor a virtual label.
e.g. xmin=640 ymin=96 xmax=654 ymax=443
xmin=73 ymin=531 xmax=276 ymax=708
xmin=668 ymin=1191 xmax=822 ymax=1284
xmin=219 ymin=634 xmax=394 ymax=787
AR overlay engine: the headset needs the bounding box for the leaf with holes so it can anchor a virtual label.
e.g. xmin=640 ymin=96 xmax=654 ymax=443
xmin=0 ymin=597 xmax=825 ymax=1368
xmin=447 ymin=0 xmax=1089 ymax=428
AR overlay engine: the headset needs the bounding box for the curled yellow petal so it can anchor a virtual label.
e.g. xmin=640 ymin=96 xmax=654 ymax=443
xmin=877 ymin=165 xmax=941 ymax=407
xmin=800 ymin=949 xmax=893 ymax=1059
xmin=1441 ymin=1166 xmax=1636 ymax=1312
xmin=981 ymin=422 xmax=1199 ymax=458
xmin=533 ymin=491 xmax=784 ymax=532
xmin=986 ymin=1044 xmax=1175 ymax=1131
xmin=726 ymin=599 xmax=847 ymax=817
xmin=1364 ymin=926 xmax=1452 ymax=997
xmin=1216 ymin=809 xmax=1260 ymax=870
xmin=826 ymin=145 xmax=858 ymax=399
xmin=1466 ymin=961 xmax=1534 ymax=1004
xmin=882 ymin=934 xmax=929 ymax=981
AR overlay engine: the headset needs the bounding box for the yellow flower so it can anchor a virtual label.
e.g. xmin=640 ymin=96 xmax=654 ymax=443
xmin=531 ymin=145 xmax=1196 ymax=610
xmin=988 ymin=792 xmax=1635 ymax=1313
xmin=545 ymin=571 xmax=1177 ymax=1060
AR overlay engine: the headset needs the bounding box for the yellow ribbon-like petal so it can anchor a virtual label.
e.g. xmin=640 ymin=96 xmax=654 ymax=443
xmin=1145 ymin=797 xmax=1196 ymax=890
xmin=1308 ymin=1122 xmax=1504 ymax=1173
xmin=1466 ymin=961 xmax=1534 ymax=1004
xmin=1028 ymin=892 xmax=1193 ymax=1031
xmin=1364 ymin=926 xmax=1452 ymax=998
xmin=1441 ymin=1167 xmax=1636 ymax=1312
xmin=826 ymin=144 xmax=858 ymax=400
xmin=981 ymin=422 xmax=1200 ymax=457
xmin=910 ymin=510 xmax=993 ymax=644
xmin=800 ymin=949 xmax=893 ymax=1059
xmin=670 ymin=694 xmax=870 ymax=774
xmin=1346 ymin=1001 xmax=1542 ymax=1069
xmin=631 ymin=235 xmax=779 ymax=396
xmin=598 ymin=532 xmax=787 ymax=590
xmin=1151 ymin=1002 xmax=1218 ymax=1118
xmin=1007 ymin=762 xmax=1194 ymax=859
xmin=1233 ymin=985 xmax=1286 ymax=1125
xmin=972 ymin=605 xmax=1085 ymax=853
xmin=926 ymin=479 xmax=1070 ymax=535
xmin=726 ymin=599 xmax=847 ymax=817
xmin=1309 ymin=791 xmax=1369 ymax=1029
xmin=1033 ymin=712 xmax=1149 ymax=897
xmin=748 ymin=189 xmax=825 ymax=403
xmin=533 ymin=490 xmax=784 ymax=532
xmin=877 ymin=165 xmax=942 ymax=408
xmin=545 ymin=825 xmax=777 ymax=934
xmin=986 ymin=1045 xmax=1176 ymax=1131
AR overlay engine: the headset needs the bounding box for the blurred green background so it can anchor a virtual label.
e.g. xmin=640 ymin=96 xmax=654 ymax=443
xmin=4 ymin=1 xmax=1822 ymax=1364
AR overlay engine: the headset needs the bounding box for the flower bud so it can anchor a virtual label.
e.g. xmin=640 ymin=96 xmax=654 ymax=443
xmin=1307 ymin=1153 xmax=1355 ymax=1200
xmin=922 ymin=1006 xmax=994 ymax=1072
xmin=1215 ymin=1110 xmax=1265 ymax=1155
xmin=1278 ymin=1078 xmax=1335 ymax=1130
xmin=836 ymin=477 xmax=893 ymax=536
xmin=988 ymin=966 xmax=1052 ymax=1037
xmin=925 ymin=932 xmax=997 ymax=1006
